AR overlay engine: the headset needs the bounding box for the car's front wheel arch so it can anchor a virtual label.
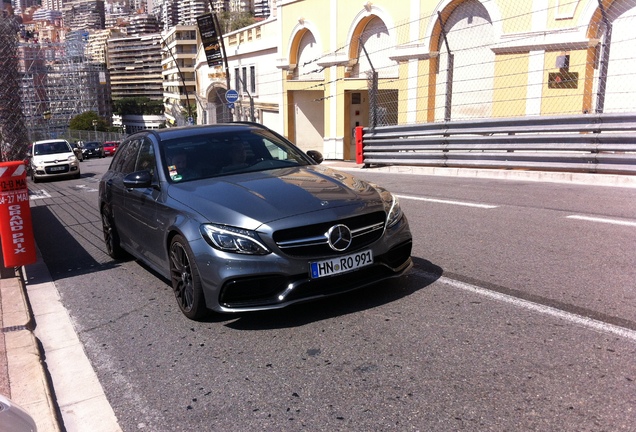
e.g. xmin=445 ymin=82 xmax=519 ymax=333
xmin=168 ymin=233 xmax=208 ymax=320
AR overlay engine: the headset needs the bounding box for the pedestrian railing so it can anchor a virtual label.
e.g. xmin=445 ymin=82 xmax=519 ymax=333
xmin=359 ymin=113 xmax=636 ymax=174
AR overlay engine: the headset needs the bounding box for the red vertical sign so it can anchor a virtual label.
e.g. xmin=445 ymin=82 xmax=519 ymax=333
xmin=0 ymin=161 xmax=36 ymax=267
xmin=355 ymin=126 xmax=364 ymax=165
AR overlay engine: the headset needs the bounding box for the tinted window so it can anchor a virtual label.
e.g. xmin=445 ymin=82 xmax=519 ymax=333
xmin=159 ymin=129 xmax=310 ymax=181
xmin=135 ymin=138 xmax=156 ymax=178
xmin=111 ymin=138 xmax=141 ymax=175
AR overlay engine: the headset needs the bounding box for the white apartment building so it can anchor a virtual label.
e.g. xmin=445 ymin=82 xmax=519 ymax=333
xmin=177 ymin=0 xmax=208 ymax=25
xmin=161 ymin=25 xmax=198 ymax=126
xmin=107 ymin=33 xmax=163 ymax=101
xmin=194 ymin=12 xmax=282 ymax=133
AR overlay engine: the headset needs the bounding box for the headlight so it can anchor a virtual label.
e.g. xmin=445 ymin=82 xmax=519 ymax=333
xmin=68 ymin=155 xmax=77 ymax=162
xmin=386 ymin=195 xmax=403 ymax=228
xmin=375 ymin=186 xmax=403 ymax=228
xmin=200 ymin=224 xmax=270 ymax=255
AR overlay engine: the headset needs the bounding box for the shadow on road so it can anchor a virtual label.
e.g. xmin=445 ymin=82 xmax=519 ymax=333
xmin=29 ymin=205 xmax=123 ymax=282
xmin=223 ymin=256 xmax=442 ymax=330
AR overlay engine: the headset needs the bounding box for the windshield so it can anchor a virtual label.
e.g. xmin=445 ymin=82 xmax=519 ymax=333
xmin=84 ymin=142 xmax=100 ymax=149
xmin=34 ymin=141 xmax=72 ymax=155
xmin=160 ymin=128 xmax=313 ymax=183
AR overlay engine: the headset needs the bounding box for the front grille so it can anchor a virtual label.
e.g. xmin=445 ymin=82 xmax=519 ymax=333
xmin=273 ymin=211 xmax=386 ymax=258
xmin=44 ymin=164 xmax=70 ymax=174
xmin=218 ymin=242 xmax=412 ymax=309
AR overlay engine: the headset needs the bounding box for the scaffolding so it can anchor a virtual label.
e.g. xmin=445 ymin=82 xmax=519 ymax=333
xmin=18 ymin=35 xmax=112 ymax=144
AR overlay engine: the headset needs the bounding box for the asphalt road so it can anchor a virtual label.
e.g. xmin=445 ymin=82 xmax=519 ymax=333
xmin=28 ymin=158 xmax=636 ymax=431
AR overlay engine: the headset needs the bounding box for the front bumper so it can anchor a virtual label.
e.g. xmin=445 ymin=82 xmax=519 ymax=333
xmin=33 ymin=162 xmax=80 ymax=179
xmin=194 ymin=215 xmax=413 ymax=313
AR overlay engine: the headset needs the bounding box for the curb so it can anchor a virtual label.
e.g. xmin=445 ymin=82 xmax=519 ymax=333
xmin=321 ymin=161 xmax=636 ymax=188
xmin=1 ymin=268 xmax=61 ymax=432
xmin=23 ymin=251 xmax=122 ymax=432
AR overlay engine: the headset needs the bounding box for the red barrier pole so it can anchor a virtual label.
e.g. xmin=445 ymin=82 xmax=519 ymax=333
xmin=355 ymin=126 xmax=364 ymax=165
xmin=0 ymin=161 xmax=36 ymax=267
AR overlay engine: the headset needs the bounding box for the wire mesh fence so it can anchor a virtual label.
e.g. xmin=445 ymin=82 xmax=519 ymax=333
xmin=0 ymin=13 xmax=30 ymax=161
xmin=375 ymin=0 xmax=636 ymax=125
xmin=289 ymin=0 xmax=636 ymax=128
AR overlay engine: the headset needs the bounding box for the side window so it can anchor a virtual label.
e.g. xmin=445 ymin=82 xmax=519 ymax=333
xmin=120 ymin=139 xmax=142 ymax=175
xmin=135 ymin=138 xmax=156 ymax=177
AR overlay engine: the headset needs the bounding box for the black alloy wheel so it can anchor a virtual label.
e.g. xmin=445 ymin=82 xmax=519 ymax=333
xmin=169 ymin=235 xmax=207 ymax=320
xmin=101 ymin=208 xmax=125 ymax=259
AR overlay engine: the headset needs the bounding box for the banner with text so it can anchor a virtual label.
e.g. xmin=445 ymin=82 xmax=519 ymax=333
xmin=197 ymin=13 xmax=223 ymax=68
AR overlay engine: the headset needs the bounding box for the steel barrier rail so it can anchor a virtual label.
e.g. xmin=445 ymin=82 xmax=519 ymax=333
xmin=360 ymin=113 xmax=636 ymax=174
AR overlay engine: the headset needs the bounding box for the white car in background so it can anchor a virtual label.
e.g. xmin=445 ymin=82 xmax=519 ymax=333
xmin=29 ymin=139 xmax=81 ymax=182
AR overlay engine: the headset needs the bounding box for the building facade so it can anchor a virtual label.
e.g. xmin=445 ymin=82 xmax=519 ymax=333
xmin=161 ymin=25 xmax=197 ymax=126
xmin=192 ymin=0 xmax=636 ymax=160
xmin=107 ymin=33 xmax=163 ymax=101
xmin=272 ymin=0 xmax=636 ymax=159
xmin=62 ymin=0 xmax=106 ymax=31
xmin=194 ymin=9 xmax=283 ymax=133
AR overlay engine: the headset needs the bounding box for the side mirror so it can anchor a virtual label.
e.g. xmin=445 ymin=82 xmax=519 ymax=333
xmin=306 ymin=150 xmax=323 ymax=164
xmin=123 ymin=170 xmax=154 ymax=189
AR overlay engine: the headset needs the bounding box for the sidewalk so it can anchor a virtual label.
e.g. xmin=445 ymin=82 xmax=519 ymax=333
xmin=0 ymin=163 xmax=634 ymax=432
xmin=0 ymin=248 xmax=121 ymax=432
xmin=0 ymin=266 xmax=60 ymax=432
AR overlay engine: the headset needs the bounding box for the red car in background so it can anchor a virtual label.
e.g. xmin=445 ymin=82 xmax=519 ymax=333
xmin=103 ymin=141 xmax=119 ymax=156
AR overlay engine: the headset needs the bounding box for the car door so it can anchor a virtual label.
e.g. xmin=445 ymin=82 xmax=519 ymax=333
xmin=107 ymin=137 xmax=142 ymax=252
xmin=121 ymin=137 xmax=166 ymax=271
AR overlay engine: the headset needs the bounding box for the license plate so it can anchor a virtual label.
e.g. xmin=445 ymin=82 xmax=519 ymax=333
xmin=310 ymin=249 xmax=373 ymax=278
xmin=49 ymin=166 xmax=65 ymax=172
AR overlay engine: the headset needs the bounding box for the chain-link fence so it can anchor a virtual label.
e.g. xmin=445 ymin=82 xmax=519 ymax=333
xmin=0 ymin=12 xmax=30 ymax=161
xmin=295 ymin=0 xmax=636 ymax=128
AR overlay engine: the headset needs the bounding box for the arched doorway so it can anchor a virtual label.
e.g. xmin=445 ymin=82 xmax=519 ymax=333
xmin=432 ymin=0 xmax=495 ymax=121
xmin=206 ymin=86 xmax=232 ymax=124
xmin=592 ymin=0 xmax=636 ymax=113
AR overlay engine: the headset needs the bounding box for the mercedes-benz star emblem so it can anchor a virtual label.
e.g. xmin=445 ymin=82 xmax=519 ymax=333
xmin=326 ymin=224 xmax=352 ymax=252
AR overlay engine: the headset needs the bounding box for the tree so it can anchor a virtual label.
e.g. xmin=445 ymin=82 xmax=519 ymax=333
xmin=217 ymin=12 xmax=256 ymax=33
xmin=69 ymin=111 xmax=108 ymax=131
xmin=113 ymin=97 xmax=164 ymax=115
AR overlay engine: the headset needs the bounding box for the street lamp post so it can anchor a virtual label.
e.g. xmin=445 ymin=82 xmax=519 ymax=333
xmin=43 ymin=110 xmax=51 ymax=139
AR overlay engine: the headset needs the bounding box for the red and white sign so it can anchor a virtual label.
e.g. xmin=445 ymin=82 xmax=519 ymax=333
xmin=0 ymin=161 xmax=36 ymax=267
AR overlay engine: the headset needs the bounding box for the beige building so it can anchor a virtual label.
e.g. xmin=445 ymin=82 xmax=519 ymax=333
xmin=195 ymin=0 xmax=636 ymax=160
xmin=86 ymin=28 xmax=125 ymax=63
xmin=107 ymin=33 xmax=164 ymax=101
xmin=161 ymin=25 xmax=198 ymax=126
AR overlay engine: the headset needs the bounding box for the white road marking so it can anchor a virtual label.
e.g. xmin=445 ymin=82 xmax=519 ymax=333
xmin=396 ymin=194 xmax=498 ymax=209
xmin=567 ymin=215 xmax=636 ymax=227
xmin=414 ymin=269 xmax=636 ymax=342
xmin=29 ymin=190 xmax=52 ymax=200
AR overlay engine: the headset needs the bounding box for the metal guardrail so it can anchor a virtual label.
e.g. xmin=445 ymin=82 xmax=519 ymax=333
xmin=360 ymin=113 xmax=636 ymax=174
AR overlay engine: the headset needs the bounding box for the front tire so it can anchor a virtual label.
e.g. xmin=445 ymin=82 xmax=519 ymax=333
xmin=169 ymin=235 xmax=207 ymax=320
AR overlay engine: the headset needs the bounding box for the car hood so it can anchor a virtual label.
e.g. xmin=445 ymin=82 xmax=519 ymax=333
xmin=167 ymin=165 xmax=385 ymax=229
xmin=32 ymin=153 xmax=74 ymax=164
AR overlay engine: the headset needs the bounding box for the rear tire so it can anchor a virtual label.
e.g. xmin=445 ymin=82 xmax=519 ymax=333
xmin=101 ymin=207 xmax=125 ymax=259
xmin=169 ymin=235 xmax=208 ymax=320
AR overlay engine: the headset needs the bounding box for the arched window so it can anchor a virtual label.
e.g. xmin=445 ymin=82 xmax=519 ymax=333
xmin=435 ymin=0 xmax=495 ymax=120
xmin=594 ymin=0 xmax=636 ymax=112
xmin=295 ymin=30 xmax=323 ymax=80
xmin=353 ymin=17 xmax=397 ymax=79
